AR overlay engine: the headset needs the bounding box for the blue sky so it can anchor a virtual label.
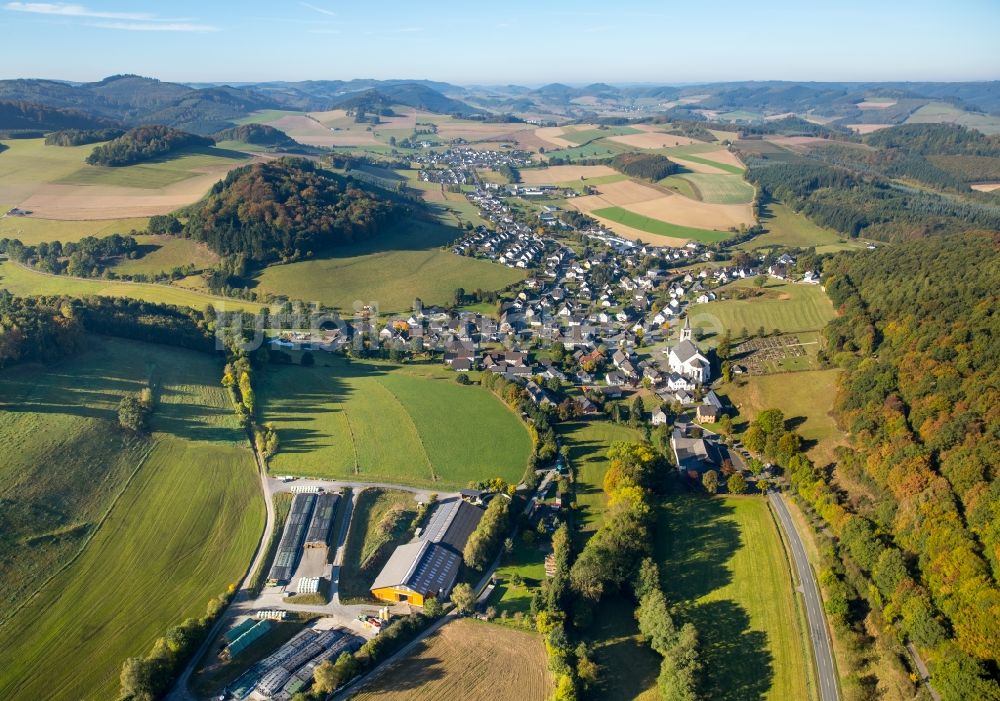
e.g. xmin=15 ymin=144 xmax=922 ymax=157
xmin=1 ymin=0 xmax=998 ymax=85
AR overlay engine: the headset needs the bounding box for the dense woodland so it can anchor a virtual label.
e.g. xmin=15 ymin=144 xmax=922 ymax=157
xmin=794 ymin=233 xmax=1000 ymax=698
xmin=85 ymin=125 xmax=214 ymax=166
xmin=212 ymin=123 xmax=298 ymax=148
xmin=611 ymin=152 xmax=679 ymax=181
xmin=44 ymin=127 xmax=125 ymax=146
xmin=182 ymin=157 xmax=401 ymax=262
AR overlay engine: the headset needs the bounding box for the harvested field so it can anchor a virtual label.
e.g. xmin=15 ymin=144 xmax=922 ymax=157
xmin=607 ymin=128 xmax=698 ymax=149
xmin=765 ymin=136 xmax=832 ymax=148
xmin=669 ymin=157 xmax=734 ymax=175
xmin=267 ymin=114 xmax=379 ymax=147
xmin=847 ymin=123 xmax=893 ymax=134
xmin=575 ymin=179 xmax=665 ymax=206
xmin=519 ymin=164 xmax=617 ymax=184
xmin=662 ymin=173 xmax=755 ymax=204
xmin=587 ymin=212 xmax=690 ymax=247
xmin=533 ymin=126 xmax=576 ymax=149
xmin=350 ymin=619 xmax=552 ymax=701
xmin=572 ymin=180 xmax=754 ymax=230
xmin=971 ymin=182 xmax=1000 ymax=192
xmin=857 ymin=100 xmax=897 ymax=109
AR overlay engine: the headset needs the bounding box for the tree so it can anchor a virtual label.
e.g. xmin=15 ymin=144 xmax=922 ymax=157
xmin=702 ymin=469 xmax=719 ymax=495
xmin=118 ymin=394 xmax=148 ymax=432
xmin=455 ymin=373 xmax=471 ymax=385
xmin=728 ymin=472 xmax=747 ymax=494
xmin=313 ymin=652 xmax=359 ymax=693
xmin=718 ymin=414 xmax=732 ymax=438
xmin=743 ymin=424 xmax=766 ymax=454
xmin=637 ymin=588 xmax=677 ymax=655
xmin=423 ymin=596 xmax=444 ymax=617
xmin=450 ymin=582 xmax=476 ymax=614
xmin=300 ymin=351 xmax=315 ymax=367
xmin=634 ymin=557 xmax=661 ymax=600
xmin=755 ymin=408 xmax=785 ymax=435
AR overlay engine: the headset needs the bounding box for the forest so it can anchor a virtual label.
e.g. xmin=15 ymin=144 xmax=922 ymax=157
xmin=212 ymin=123 xmax=298 ymax=148
xmin=182 ymin=157 xmax=401 ymax=262
xmin=611 ymin=152 xmax=679 ymax=181
xmin=790 ymin=232 xmax=1000 ymax=699
xmin=44 ymin=127 xmax=125 ymax=146
xmin=85 ymin=125 xmax=214 ymax=166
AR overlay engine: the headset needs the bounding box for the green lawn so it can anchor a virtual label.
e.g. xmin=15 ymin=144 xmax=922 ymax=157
xmin=655 ymin=496 xmax=815 ymax=701
xmin=0 ymin=337 xmax=264 ymax=701
xmin=694 ymin=280 xmax=836 ymax=335
xmin=0 ymin=260 xmax=264 ymax=313
xmin=741 ymin=202 xmax=862 ymax=252
xmin=111 ymin=234 xmax=220 ymax=276
xmin=258 ymin=359 xmax=532 ymax=489
xmin=717 ymin=368 xmax=847 ymax=468
xmin=489 ymin=537 xmax=548 ymax=617
xmin=556 ymin=420 xmax=645 ymax=532
xmin=592 ymin=206 xmax=733 ymax=243
xmin=253 ymin=220 xmax=524 ymax=313
xmin=339 ymin=488 xmax=418 ymax=600
xmin=0 ymin=216 xmax=150 ymax=245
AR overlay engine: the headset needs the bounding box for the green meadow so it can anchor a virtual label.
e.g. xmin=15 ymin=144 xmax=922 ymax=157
xmin=592 ymin=206 xmax=733 ymax=243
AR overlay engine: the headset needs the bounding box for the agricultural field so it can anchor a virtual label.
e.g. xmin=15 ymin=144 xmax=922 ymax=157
xmin=0 ymin=336 xmax=264 ymax=701
xmin=742 ymin=202 xmax=864 ymax=252
xmin=350 ymin=618 xmax=552 ymax=701
xmin=655 ymin=496 xmax=815 ymax=701
xmin=905 ymin=101 xmax=1000 ymax=135
xmin=0 ymin=215 xmax=150 ymax=245
xmin=339 ymin=488 xmax=418 ymax=601
xmin=718 ymin=368 xmax=847 ymax=468
xmin=659 ymin=172 xmax=755 ymax=204
xmin=0 ymin=138 xmax=254 ymax=220
xmin=252 ymin=220 xmax=524 ymax=313
xmin=557 ymin=420 xmax=645 ymax=532
xmin=0 ymin=260 xmax=264 ymax=313
xmin=110 ymin=234 xmax=220 ymax=276
xmin=590 ymin=206 xmax=732 ymax=244
xmin=518 ymin=164 xmax=618 ymax=185
xmin=257 ymin=358 xmax=532 ymax=489
xmin=692 ymin=280 xmax=836 ymax=336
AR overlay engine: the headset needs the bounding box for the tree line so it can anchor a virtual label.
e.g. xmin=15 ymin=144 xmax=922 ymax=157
xmin=44 ymin=127 xmax=125 ymax=146
xmin=86 ymin=125 xmax=213 ymax=167
xmin=611 ymin=152 xmax=680 ymax=181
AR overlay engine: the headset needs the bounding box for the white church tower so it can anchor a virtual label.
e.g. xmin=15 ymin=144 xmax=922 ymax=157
xmin=680 ymin=315 xmax=692 ymax=342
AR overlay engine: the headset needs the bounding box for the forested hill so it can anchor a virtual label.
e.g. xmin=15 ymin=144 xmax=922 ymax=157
xmin=213 ymin=123 xmax=298 ymax=148
xmin=85 ymin=125 xmax=214 ymax=166
xmin=815 ymin=233 xmax=1000 ymax=697
xmin=0 ymin=100 xmax=117 ymax=133
xmin=182 ymin=157 xmax=401 ymax=262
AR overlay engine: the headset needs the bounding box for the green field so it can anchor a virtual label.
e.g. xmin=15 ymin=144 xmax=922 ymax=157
xmin=660 ymin=172 xmax=755 ymax=204
xmin=719 ymin=368 xmax=846 ymax=468
xmin=560 ymin=126 xmax=640 ymax=144
xmin=592 ymin=206 xmax=732 ymax=243
xmin=671 ymin=152 xmax=744 ymax=175
xmin=0 ymin=138 xmax=97 ymax=194
xmin=741 ymin=202 xmax=862 ymax=252
xmin=0 ymin=216 xmax=150 ymax=245
xmin=541 ymin=139 xmax=632 ymax=161
xmin=111 ymin=234 xmax=220 ymax=276
xmin=582 ymin=595 xmax=660 ymax=701
xmin=489 ymin=536 xmax=548 ymax=617
xmin=339 ymin=488 xmax=418 ymax=600
xmin=905 ymin=101 xmax=1000 ymax=135
xmin=54 ymin=146 xmax=250 ymax=189
xmin=694 ymin=280 xmax=836 ymax=335
xmin=253 ymin=221 xmax=524 ymax=313
xmin=656 ymin=496 xmax=814 ymax=701
xmin=258 ymin=359 xmax=532 ymax=488
xmin=0 ymin=260 xmax=264 ymax=312
xmin=0 ymin=337 xmax=264 ymax=701
xmin=557 ymin=420 xmax=645 ymax=532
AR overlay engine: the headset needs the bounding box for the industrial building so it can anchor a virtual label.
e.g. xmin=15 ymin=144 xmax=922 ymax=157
xmin=370 ymin=497 xmax=484 ymax=606
xmin=238 ymin=626 xmax=362 ymax=700
xmin=304 ymin=493 xmax=338 ymax=548
xmin=267 ymin=493 xmax=316 ymax=585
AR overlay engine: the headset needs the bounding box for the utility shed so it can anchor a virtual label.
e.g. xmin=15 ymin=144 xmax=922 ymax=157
xmin=419 ymin=497 xmax=484 ymax=555
xmin=304 ymin=493 xmax=338 ymax=548
xmin=268 ymin=492 xmax=316 ymax=585
xmin=370 ymin=540 xmax=462 ymax=607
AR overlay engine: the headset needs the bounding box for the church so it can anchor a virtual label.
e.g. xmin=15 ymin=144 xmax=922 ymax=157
xmin=665 ymin=317 xmax=711 ymax=385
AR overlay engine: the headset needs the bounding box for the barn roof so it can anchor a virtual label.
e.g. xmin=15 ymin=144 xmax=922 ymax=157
xmin=420 ymin=497 xmax=484 ymax=555
xmin=370 ymin=541 xmax=462 ymax=597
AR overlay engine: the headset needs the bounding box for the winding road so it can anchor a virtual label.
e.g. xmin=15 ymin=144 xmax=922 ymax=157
xmin=770 ymin=491 xmax=839 ymax=701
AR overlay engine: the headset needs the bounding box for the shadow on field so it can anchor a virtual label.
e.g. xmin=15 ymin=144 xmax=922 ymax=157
xmin=656 ymin=496 xmax=774 ymax=700
xmin=374 ymin=651 xmax=446 ymax=690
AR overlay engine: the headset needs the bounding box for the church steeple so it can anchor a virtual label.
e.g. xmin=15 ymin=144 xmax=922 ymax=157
xmin=680 ymin=315 xmax=692 ymax=342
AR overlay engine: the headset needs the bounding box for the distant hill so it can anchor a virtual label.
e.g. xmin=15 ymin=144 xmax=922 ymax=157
xmin=0 ymin=100 xmax=118 ymax=132
xmin=183 ymin=157 xmax=401 ymax=262
xmin=85 ymin=125 xmax=214 ymax=166
xmin=213 ymin=123 xmax=299 ymax=148
xmin=329 ymin=83 xmax=479 ymax=115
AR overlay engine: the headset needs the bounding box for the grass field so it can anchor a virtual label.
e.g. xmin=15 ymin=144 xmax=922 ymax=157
xmin=718 ymin=368 xmax=846 ymax=468
xmin=253 ymin=221 xmax=524 ymax=313
xmin=350 ymin=618 xmax=552 ymax=701
xmin=671 ymin=152 xmax=744 ymax=175
xmin=54 ymin=147 xmax=249 ymax=189
xmin=660 ymin=173 xmax=755 ymax=204
xmin=742 ymin=202 xmax=862 ymax=252
xmin=656 ymin=496 xmax=815 ymax=701
xmin=0 ymin=260 xmax=264 ymax=312
xmin=693 ymin=280 xmax=836 ymax=335
xmin=258 ymin=358 xmax=532 ymax=488
xmin=581 ymin=595 xmax=660 ymax=701
xmin=0 ymin=337 xmax=264 ymax=701
xmin=592 ymin=206 xmax=732 ymax=243
xmin=339 ymin=488 xmax=418 ymax=600
xmin=489 ymin=537 xmax=548 ymax=617
xmin=111 ymin=234 xmax=220 ymax=276
xmin=557 ymin=420 xmax=645 ymax=532
xmin=560 ymin=126 xmax=640 ymax=145
xmin=0 ymin=215 xmax=150 ymax=245
xmin=905 ymin=101 xmax=1000 ymax=135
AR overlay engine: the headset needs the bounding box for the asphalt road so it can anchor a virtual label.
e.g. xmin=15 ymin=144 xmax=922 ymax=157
xmin=769 ymin=491 xmax=839 ymax=701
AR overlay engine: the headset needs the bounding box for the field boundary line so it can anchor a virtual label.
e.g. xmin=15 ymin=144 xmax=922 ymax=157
xmin=373 ymin=378 xmax=437 ymax=482
xmin=0 ymin=438 xmax=158 ymax=630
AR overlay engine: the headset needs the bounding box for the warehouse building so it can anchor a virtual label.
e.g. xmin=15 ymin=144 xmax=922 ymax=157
xmin=304 ymin=493 xmax=338 ymax=548
xmin=267 ymin=493 xmax=316 ymax=585
xmin=370 ymin=497 xmax=484 ymax=607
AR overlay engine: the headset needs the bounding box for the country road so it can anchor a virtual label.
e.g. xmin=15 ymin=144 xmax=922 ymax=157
xmin=770 ymin=491 xmax=839 ymax=701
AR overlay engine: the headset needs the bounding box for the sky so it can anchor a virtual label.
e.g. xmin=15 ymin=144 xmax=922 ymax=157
xmin=0 ymin=0 xmax=998 ymax=85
